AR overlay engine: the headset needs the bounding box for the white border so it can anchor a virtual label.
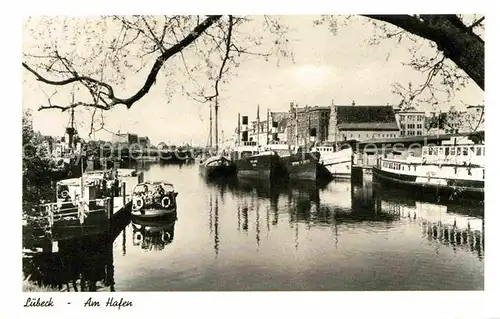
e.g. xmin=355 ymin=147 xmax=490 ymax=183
xmin=4 ymin=1 xmax=498 ymax=318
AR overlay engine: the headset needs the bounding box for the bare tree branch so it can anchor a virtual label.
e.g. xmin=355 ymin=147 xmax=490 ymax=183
xmin=468 ymin=16 xmax=485 ymax=30
xmin=205 ymin=15 xmax=234 ymax=102
xmin=39 ymin=101 xmax=109 ymax=112
xmin=23 ymin=15 xmax=223 ymax=110
xmin=362 ymin=15 xmax=484 ymax=90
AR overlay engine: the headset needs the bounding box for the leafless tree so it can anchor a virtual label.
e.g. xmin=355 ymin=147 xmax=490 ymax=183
xmin=24 ymin=15 xmax=484 ymax=122
xmin=23 ymin=15 xmax=290 ymax=135
xmin=316 ymin=14 xmax=484 ymax=109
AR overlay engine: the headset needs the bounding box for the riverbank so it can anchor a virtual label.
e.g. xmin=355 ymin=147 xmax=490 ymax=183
xmin=23 ymin=277 xmax=112 ymax=292
xmin=23 ymin=278 xmax=59 ymax=292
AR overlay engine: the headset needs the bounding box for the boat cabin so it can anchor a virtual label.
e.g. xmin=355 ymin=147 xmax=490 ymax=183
xmin=262 ymin=142 xmax=292 ymax=157
xmin=230 ymin=141 xmax=260 ymax=161
xmin=132 ymin=181 xmax=178 ymax=211
xmin=421 ymin=144 xmax=485 ymax=166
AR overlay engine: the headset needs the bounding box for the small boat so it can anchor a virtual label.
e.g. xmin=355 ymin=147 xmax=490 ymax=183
xmin=372 ymin=137 xmax=484 ymax=200
xmin=131 ymin=181 xmax=178 ymax=219
xmin=199 ymin=155 xmax=236 ymax=179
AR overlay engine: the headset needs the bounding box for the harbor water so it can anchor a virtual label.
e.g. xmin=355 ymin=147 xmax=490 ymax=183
xmin=24 ymin=162 xmax=484 ymax=291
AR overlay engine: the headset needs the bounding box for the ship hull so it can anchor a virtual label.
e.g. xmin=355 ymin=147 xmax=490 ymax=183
xmin=199 ymin=163 xmax=237 ymax=179
xmin=372 ymin=165 xmax=484 ymax=201
xmin=323 ymin=160 xmax=352 ymax=179
xmin=235 ymin=153 xmax=286 ymax=180
xmin=281 ymin=152 xmax=320 ymax=181
xmin=318 ymin=148 xmax=353 ymax=179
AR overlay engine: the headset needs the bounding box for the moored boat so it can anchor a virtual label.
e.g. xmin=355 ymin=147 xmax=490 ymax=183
xmin=199 ymin=155 xmax=237 ymax=179
xmin=280 ymin=151 xmax=319 ymax=181
xmin=263 ymin=142 xmax=321 ymax=181
xmin=234 ymin=150 xmax=285 ymax=180
xmin=131 ymin=181 xmax=178 ymax=219
xmin=312 ymin=143 xmax=354 ymax=179
xmin=229 ymin=142 xmax=275 ymax=180
xmin=372 ymin=138 xmax=484 ymax=200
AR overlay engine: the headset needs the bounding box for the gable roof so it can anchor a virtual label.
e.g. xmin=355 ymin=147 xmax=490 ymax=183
xmin=336 ymin=105 xmax=399 ymax=131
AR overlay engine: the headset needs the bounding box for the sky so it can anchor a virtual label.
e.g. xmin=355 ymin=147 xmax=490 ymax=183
xmin=22 ymin=15 xmax=484 ymax=146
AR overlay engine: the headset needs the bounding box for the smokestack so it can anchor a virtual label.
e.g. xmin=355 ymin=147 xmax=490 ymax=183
xmin=237 ymin=113 xmax=241 ymax=146
xmin=241 ymin=115 xmax=249 ymax=143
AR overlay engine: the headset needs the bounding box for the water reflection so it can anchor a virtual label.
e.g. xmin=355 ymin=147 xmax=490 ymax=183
xmin=205 ymin=174 xmax=484 ymax=261
xmin=23 ymin=233 xmax=115 ymax=292
xmin=23 ymin=164 xmax=484 ymax=291
xmin=373 ymin=184 xmax=484 ymax=260
xmin=131 ymin=216 xmax=176 ymax=252
xmin=22 ymin=210 xmax=130 ymax=291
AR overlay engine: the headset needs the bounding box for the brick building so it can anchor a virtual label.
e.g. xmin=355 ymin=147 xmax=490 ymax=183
xmin=287 ymin=102 xmax=331 ymax=147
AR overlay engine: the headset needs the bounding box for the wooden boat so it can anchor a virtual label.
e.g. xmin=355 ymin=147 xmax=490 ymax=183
xmin=199 ymin=155 xmax=236 ymax=179
xmin=131 ymin=181 xmax=178 ymax=219
xmin=372 ymin=138 xmax=484 ymax=200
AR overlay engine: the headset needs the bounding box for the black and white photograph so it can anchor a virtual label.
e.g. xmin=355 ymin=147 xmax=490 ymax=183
xmin=12 ymin=6 xmax=497 ymax=317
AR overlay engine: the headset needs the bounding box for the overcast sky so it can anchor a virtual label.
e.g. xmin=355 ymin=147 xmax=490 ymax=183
xmin=22 ymin=15 xmax=484 ymax=146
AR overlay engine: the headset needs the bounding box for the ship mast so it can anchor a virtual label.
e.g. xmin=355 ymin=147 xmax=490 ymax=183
xmin=266 ymin=108 xmax=270 ymax=145
xmin=237 ymin=113 xmax=241 ymax=147
xmin=209 ymin=103 xmax=213 ymax=149
xmin=295 ymin=104 xmax=299 ymax=146
xmin=215 ymin=97 xmax=219 ymax=153
xmin=256 ymin=104 xmax=260 ymax=147
xmin=63 ymin=92 xmax=79 ymax=156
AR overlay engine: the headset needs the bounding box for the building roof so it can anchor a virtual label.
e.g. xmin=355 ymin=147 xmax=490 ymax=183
xmin=292 ymin=106 xmax=331 ymax=113
xmin=336 ymin=105 xmax=399 ymax=131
